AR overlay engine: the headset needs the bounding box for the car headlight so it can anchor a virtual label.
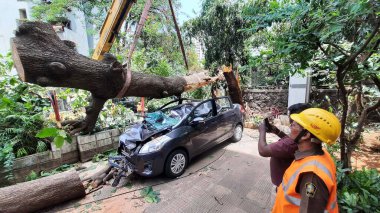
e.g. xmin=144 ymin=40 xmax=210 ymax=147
xmin=139 ymin=135 xmax=172 ymax=154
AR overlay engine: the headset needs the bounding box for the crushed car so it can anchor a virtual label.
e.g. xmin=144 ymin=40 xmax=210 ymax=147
xmin=110 ymin=96 xmax=244 ymax=179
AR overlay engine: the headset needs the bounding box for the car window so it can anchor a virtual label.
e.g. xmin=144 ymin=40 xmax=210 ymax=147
xmin=191 ymin=100 xmax=214 ymax=120
xmin=164 ymin=104 xmax=193 ymax=119
xmin=215 ymin=97 xmax=232 ymax=113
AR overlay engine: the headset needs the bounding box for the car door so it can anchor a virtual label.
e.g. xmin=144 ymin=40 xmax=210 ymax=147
xmin=187 ymin=100 xmax=219 ymax=155
xmin=214 ymin=97 xmax=235 ymax=140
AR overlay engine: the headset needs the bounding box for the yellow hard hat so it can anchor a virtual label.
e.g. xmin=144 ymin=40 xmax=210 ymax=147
xmin=290 ymin=108 xmax=341 ymax=145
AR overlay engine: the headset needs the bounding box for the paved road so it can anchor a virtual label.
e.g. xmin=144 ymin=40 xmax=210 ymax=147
xmin=49 ymin=129 xmax=279 ymax=213
xmin=145 ymin=129 xmax=277 ymax=213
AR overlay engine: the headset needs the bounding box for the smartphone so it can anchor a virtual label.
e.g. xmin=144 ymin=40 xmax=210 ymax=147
xmin=264 ymin=117 xmax=272 ymax=132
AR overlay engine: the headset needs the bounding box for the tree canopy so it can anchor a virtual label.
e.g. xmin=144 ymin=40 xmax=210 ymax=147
xmin=243 ymin=0 xmax=380 ymax=168
xmin=185 ymin=0 xmax=249 ymax=69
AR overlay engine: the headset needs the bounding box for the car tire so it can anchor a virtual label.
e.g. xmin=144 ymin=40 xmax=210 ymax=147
xmin=164 ymin=149 xmax=188 ymax=178
xmin=230 ymin=124 xmax=243 ymax=142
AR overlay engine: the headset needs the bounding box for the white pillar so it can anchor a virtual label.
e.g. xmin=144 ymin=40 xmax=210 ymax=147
xmin=288 ymin=69 xmax=311 ymax=108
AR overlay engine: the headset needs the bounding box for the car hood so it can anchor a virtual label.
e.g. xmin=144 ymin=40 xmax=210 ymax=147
xmin=120 ymin=111 xmax=180 ymax=143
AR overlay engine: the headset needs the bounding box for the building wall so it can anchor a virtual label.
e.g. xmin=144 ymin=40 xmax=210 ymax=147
xmin=0 ymin=1 xmax=34 ymax=55
xmin=55 ymin=9 xmax=91 ymax=56
xmin=192 ymin=38 xmax=204 ymax=62
xmin=0 ymin=1 xmax=93 ymax=57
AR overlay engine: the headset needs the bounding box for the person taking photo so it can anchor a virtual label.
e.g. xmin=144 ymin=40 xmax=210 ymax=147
xmin=258 ymin=103 xmax=311 ymax=187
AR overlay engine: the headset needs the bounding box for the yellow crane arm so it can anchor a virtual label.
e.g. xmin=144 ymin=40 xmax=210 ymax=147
xmin=92 ymin=0 xmax=135 ymax=60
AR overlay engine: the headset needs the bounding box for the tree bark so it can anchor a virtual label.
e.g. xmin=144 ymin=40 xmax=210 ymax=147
xmin=0 ymin=171 xmax=85 ymax=213
xmin=11 ymin=22 xmax=223 ymax=134
xmin=222 ymin=66 xmax=244 ymax=108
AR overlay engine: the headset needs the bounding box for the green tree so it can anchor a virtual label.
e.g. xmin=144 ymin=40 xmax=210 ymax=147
xmin=0 ymin=53 xmax=50 ymax=180
xmin=185 ymin=0 xmax=249 ymax=70
xmin=244 ymin=0 xmax=380 ymax=169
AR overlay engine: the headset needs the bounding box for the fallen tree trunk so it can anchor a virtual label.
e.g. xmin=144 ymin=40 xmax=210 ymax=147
xmin=11 ymin=22 xmax=224 ymax=134
xmin=0 ymin=171 xmax=85 ymax=213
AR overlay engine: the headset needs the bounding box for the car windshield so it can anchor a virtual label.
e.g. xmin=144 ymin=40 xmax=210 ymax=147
xmin=145 ymin=104 xmax=194 ymax=129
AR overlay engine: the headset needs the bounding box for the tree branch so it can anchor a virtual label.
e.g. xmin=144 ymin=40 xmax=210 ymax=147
xmin=317 ymin=42 xmax=340 ymax=67
xmin=324 ymin=42 xmax=349 ymax=57
xmin=372 ymin=75 xmax=380 ymax=90
xmin=351 ymin=97 xmax=380 ymax=144
xmin=342 ymin=21 xmax=380 ymax=68
xmin=355 ymin=83 xmax=364 ymax=115
xmin=359 ymin=39 xmax=380 ymax=63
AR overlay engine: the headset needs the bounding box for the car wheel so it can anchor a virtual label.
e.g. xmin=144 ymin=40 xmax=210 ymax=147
xmin=231 ymin=124 xmax=243 ymax=142
xmin=164 ymin=149 xmax=188 ymax=178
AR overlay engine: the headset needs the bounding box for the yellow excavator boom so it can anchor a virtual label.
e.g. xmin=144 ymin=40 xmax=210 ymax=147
xmin=92 ymin=0 xmax=135 ymax=60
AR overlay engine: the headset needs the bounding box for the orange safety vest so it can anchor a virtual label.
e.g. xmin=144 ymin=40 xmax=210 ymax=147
xmin=272 ymin=149 xmax=338 ymax=213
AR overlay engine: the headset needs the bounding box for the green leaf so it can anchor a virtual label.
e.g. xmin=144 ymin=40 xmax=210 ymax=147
xmin=54 ymin=136 xmax=65 ymax=148
xmin=140 ymin=186 xmax=153 ymax=197
xmin=36 ymin=127 xmax=58 ymax=138
xmin=269 ymin=1 xmax=279 ymax=10
xmin=57 ymin=130 xmax=67 ymax=137
xmin=145 ymin=196 xmax=154 ymax=203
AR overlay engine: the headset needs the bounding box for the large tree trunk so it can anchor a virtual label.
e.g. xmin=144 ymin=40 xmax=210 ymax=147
xmin=0 ymin=171 xmax=85 ymax=213
xmin=11 ymin=22 xmax=223 ymax=134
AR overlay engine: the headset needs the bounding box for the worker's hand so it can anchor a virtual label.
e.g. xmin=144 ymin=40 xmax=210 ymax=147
xmin=259 ymin=122 xmax=267 ymax=133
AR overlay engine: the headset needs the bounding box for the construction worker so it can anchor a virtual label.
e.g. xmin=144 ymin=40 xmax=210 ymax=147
xmin=272 ymin=108 xmax=340 ymax=212
xmin=258 ymin=103 xmax=311 ymax=187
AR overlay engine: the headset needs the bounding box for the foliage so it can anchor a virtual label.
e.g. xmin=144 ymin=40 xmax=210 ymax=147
xmin=95 ymin=100 xmax=136 ymax=132
xmin=244 ymin=0 xmax=380 ymax=168
xmin=146 ymin=97 xmax=173 ymax=112
xmin=25 ymin=170 xmax=39 ymax=181
xmin=140 ymin=186 xmax=160 ymax=203
xmin=25 ymin=164 xmax=75 ymax=181
xmin=185 ymin=0 xmax=249 ymax=69
xmin=40 ymin=163 xmax=75 ymax=177
xmin=92 ymin=149 xmax=117 ymax=163
xmin=35 ymin=127 xmax=71 ymax=148
xmin=31 ymin=0 xmax=76 ymax=24
xmin=246 ymin=114 xmax=263 ymax=125
xmin=336 ymin=166 xmax=380 ymax=212
xmin=185 ymin=85 xmax=212 ymax=100
xmin=0 ymin=53 xmax=50 ymax=179
xmin=56 ymin=88 xmax=90 ymax=110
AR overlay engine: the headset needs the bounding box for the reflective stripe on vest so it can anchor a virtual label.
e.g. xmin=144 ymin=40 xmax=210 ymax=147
xmin=281 ymin=160 xmax=336 ymax=211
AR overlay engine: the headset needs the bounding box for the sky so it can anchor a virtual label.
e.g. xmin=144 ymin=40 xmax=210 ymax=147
xmin=178 ymin=0 xmax=202 ymax=24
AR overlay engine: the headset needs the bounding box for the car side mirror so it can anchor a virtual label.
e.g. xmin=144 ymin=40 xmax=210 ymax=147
xmin=190 ymin=117 xmax=205 ymax=126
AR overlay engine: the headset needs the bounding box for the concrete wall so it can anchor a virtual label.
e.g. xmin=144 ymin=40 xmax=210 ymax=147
xmin=242 ymin=88 xmax=340 ymax=115
xmin=243 ymin=88 xmax=289 ymax=115
xmin=0 ymin=128 xmax=123 ymax=186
